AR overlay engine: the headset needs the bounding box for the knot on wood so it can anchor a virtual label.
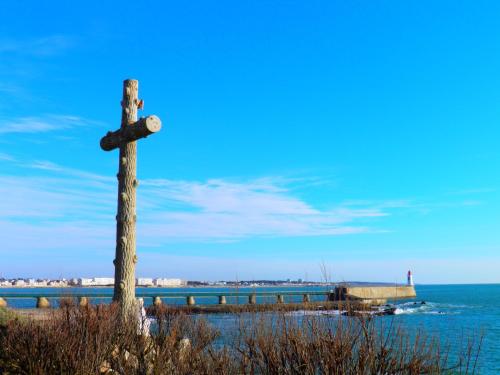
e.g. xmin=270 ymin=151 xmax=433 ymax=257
xmin=113 ymin=259 xmax=117 ymax=265
xmin=136 ymin=99 xmax=144 ymax=110
xmin=119 ymin=281 xmax=125 ymax=290
xmin=121 ymin=192 xmax=128 ymax=201
xmin=116 ymin=214 xmax=136 ymax=223
xmin=120 ymin=236 xmax=127 ymax=246
xmin=133 ymin=179 xmax=139 ymax=188
xmin=133 ymin=255 xmax=138 ymax=264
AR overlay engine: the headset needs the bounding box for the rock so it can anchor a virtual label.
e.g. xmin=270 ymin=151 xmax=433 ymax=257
xmin=178 ymin=337 xmax=191 ymax=351
xmin=36 ymin=297 xmax=50 ymax=309
xmin=99 ymin=360 xmax=113 ymax=374
xmin=137 ymin=298 xmax=151 ymax=336
xmin=178 ymin=337 xmax=191 ymax=361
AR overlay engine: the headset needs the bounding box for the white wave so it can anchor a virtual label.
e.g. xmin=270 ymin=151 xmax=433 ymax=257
xmin=285 ymin=310 xmax=344 ymax=317
xmin=392 ymin=307 xmax=412 ymax=315
xmin=390 ymin=300 xmax=464 ymax=316
xmin=422 ymin=311 xmax=449 ymax=315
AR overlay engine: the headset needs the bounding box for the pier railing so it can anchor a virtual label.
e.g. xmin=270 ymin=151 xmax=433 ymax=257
xmin=0 ymin=290 xmax=332 ymax=309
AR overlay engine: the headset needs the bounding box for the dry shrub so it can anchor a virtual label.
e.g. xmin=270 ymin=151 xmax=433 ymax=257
xmin=0 ymin=308 xmax=18 ymax=326
xmin=0 ymin=305 xmax=234 ymax=375
xmin=0 ymin=304 xmax=481 ymax=374
xmin=0 ymin=305 xmax=127 ymax=374
xmin=58 ymin=296 xmax=76 ymax=309
xmin=233 ymin=313 xmax=453 ymax=374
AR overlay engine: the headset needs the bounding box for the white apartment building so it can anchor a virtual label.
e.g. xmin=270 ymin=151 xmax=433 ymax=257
xmin=48 ymin=280 xmax=67 ymax=287
xmin=78 ymin=277 xmax=114 ymax=286
xmin=74 ymin=277 xmax=184 ymax=287
xmin=136 ymin=278 xmax=154 ymax=286
xmin=153 ymin=278 xmax=185 ymax=287
xmin=78 ymin=278 xmax=93 ymax=286
xmin=92 ymin=277 xmax=114 ymax=286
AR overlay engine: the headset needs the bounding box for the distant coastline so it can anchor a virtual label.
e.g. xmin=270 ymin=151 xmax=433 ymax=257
xmin=0 ymin=284 xmax=327 ymax=289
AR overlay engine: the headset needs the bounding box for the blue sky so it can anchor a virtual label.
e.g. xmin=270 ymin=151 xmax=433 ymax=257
xmin=1 ymin=1 xmax=499 ymax=283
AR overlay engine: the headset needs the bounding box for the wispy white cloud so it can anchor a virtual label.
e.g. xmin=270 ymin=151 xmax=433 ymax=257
xmin=0 ymin=35 xmax=73 ymax=56
xmin=29 ymin=160 xmax=64 ymax=171
xmin=0 ymin=152 xmax=15 ymax=161
xmin=0 ymin=83 xmax=24 ymax=94
xmin=0 ymin=115 xmax=103 ymax=134
xmin=136 ymin=178 xmax=386 ymax=242
xmin=0 ymin=159 xmax=392 ymax=254
xmin=2 ymin=158 xmax=494 ymax=281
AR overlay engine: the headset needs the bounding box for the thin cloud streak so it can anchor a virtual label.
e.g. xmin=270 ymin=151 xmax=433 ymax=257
xmin=0 ymin=159 xmax=392 ymax=254
xmin=0 ymin=152 xmax=15 ymax=161
xmin=0 ymin=115 xmax=104 ymax=134
xmin=0 ymin=35 xmax=73 ymax=56
xmin=137 ymin=178 xmax=386 ymax=242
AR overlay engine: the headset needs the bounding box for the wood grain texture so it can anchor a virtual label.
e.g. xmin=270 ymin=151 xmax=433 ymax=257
xmin=113 ymin=79 xmax=139 ymax=315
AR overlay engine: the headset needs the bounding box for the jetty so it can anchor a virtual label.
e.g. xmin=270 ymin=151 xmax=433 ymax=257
xmin=0 ymin=285 xmax=416 ymax=312
xmin=333 ymin=285 xmax=416 ymax=305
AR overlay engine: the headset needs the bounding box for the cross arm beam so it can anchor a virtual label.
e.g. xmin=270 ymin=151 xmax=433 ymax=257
xmin=100 ymin=115 xmax=162 ymax=151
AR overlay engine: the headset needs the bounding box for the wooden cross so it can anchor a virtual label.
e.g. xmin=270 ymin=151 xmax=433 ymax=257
xmin=100 ymin=79 xmax=161 ymax=315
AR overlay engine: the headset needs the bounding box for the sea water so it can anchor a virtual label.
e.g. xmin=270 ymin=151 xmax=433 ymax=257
xmin=2 ymin=284 xmax=499 ymax=372
xmin=396 ymin=284 xmax=500 ymax=373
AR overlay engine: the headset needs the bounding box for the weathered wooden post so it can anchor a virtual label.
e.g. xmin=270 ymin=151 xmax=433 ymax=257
xmin=100 ymin=79 xmax=162 ymax=318
xmin=218 ymin=295 xmax=227 ymax=305
xmin=153 ymin=296 xmax=163 ymax=307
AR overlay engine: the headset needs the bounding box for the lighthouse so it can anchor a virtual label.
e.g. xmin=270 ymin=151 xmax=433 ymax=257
xmin=407 ymin=270 xmax=414 ymax=286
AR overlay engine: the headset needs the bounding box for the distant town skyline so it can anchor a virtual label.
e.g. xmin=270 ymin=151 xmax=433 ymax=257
xmin=0 ymin=277 xmax=186 ymax=288
xmin=0 ymin=276 xmax=328 ymax=288
xmin=1 ymin=1 xmax=500 ymax=284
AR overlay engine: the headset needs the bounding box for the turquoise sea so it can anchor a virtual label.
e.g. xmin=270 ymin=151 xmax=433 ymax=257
xmin=2 ymin=284 xmax=499 ymax=373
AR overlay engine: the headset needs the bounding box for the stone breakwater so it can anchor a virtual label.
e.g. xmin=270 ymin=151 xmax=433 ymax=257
xmin=333 ymin=285 xmax=417 ymax=305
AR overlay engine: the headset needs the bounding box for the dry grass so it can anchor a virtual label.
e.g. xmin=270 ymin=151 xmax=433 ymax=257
xmin=0 ymin=304 xmax=481 ymax=374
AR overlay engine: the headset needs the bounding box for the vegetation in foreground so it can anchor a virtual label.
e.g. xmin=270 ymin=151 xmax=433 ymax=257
xmin=0 ymin=308 xmax=19 ymax=327
xmin=0 ymin=303 xmax=481 ymax=375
